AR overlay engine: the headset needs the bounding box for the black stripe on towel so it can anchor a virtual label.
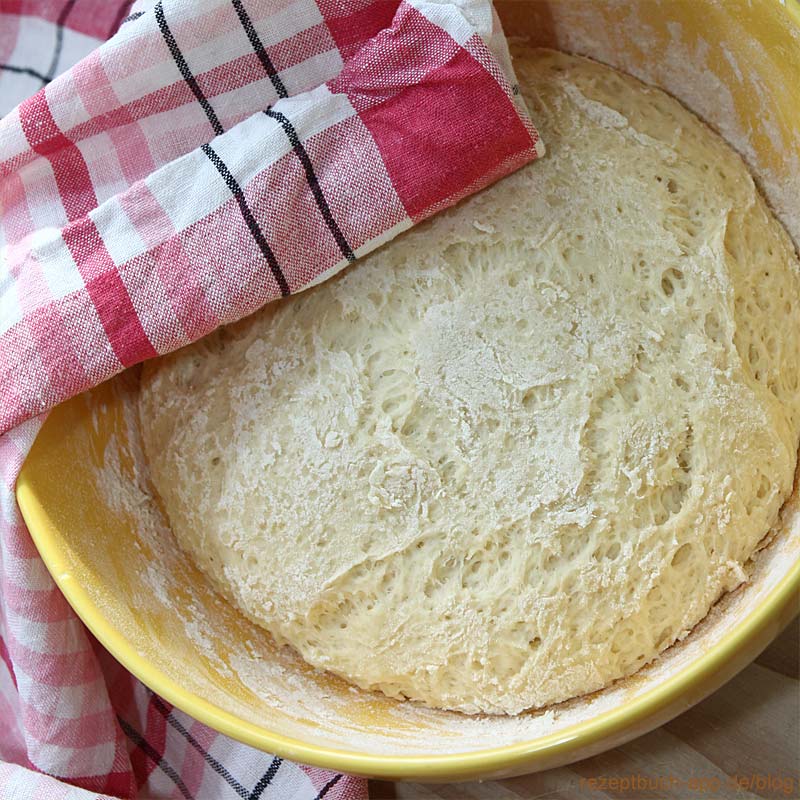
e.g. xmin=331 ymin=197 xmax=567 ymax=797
xmin=230 ymin=0 xmax=288 ymax=99
xmin=155 ymin=0 xmax=223 ymax=135
xmin=117 ymin=715 xmax=194 ymax=800
xmin=43 ymin=0 xmax=78 ymax=84
xmin=247 ymin=756 xmax=283 ymax=800
xmin=0 ymin=63 xmax=50 ymax=82
xmin=264 ymin=108 xmax=356 ymax=263
xmin=201 ymin=142 xmax=290 ymax=296
xmin=150 ymin=693 xmax=250 ymax=799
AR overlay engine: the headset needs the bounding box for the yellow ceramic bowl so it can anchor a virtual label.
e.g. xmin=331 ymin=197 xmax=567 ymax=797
xmin=17 ymin=0 xmax=800 ymax=782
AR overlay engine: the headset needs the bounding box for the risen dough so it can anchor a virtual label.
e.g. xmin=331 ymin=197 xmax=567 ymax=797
xmin=139 ymin=49 xmax=800 ymax=714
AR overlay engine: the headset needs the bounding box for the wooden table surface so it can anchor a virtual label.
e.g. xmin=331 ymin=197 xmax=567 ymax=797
xmin=370 ymin=617 xmax=799 ymax=800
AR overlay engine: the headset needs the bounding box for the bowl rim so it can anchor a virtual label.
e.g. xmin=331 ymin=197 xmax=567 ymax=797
xmin=789 ymin=0 xmax=800 ymax=26
xmin=16 ymin=470 xmax=800 ymax=780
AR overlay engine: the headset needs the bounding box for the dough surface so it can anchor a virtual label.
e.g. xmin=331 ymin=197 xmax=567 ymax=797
xmin=139 ymin=49 xmax=800 ymax=714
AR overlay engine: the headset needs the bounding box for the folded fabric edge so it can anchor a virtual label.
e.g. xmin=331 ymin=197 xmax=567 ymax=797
xmin=0 ymin=0 xmax=543 ymax=437
xmin=402 ymin=0 xmax=545 ymax=158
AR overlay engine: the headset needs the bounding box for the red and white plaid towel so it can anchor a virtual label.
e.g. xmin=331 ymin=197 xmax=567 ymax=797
xmin=0 ymin=0 xmax=543 ymax=796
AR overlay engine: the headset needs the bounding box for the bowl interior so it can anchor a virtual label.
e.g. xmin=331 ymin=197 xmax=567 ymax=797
xmin=16 ymin=0 xmax=800 ymax=782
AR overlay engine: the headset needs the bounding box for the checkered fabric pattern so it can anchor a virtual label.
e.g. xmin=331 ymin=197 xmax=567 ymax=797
xmin=0 ymin=0 xmax=543 ymax=797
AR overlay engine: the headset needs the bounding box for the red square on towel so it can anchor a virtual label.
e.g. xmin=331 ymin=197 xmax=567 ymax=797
xmin=357 ymin=38 xmax=533 ymax=221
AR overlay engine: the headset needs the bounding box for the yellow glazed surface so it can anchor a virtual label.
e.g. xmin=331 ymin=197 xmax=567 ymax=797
xmin=16 ymin=0 xmax=800 ymax=782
